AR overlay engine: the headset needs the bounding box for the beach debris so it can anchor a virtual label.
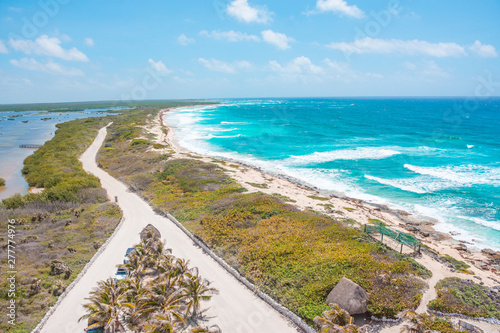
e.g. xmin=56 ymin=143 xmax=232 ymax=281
xmin=326 ymin=277 xmax=368 ymax=315
xmin=140 ymin=224 xmax=161 ymax=241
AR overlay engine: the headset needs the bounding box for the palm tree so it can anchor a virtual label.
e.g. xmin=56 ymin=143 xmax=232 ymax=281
xmin=398 ymin=310 xmax=425 ymax=333
xmin=143 ymin=312 xmax=181 ymax=333
xmin=314 ymin=304 xmax=354 ymax=329
xmin=123 ymin=250 xmax=147 ymax=278
xmin=182 ymin=273 xmax=218 ymax=318
xmin=79 ymin=278 xmax=133 ymax=332
xmin=132 ymin=276 xmax=186 ymax=326
xmin=190 ymin=325 xmax=222 ymax=333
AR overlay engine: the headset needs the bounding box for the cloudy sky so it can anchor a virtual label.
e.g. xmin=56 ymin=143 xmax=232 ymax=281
xmin=0 ymin=0 xmax=499 ymax=103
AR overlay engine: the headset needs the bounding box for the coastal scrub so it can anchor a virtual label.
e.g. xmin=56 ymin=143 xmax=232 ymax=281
xmin=97 ymin=110 xmax=430 ymax=322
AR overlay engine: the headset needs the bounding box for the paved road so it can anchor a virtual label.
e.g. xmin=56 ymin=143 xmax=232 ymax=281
xmin=39 ymin=126 xmax=298 ymax=333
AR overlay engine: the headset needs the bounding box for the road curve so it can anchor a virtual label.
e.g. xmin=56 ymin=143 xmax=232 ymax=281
xmin=39 ymin=125 xmax=298 ymax=333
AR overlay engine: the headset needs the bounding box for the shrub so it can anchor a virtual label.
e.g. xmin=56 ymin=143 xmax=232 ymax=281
xmin=130 ymin=138 xmax=151 ymax=147
xmin=0 ymin=178 xmax=5 ymax=186
xmin=2 ymin=193 xmax=25 ymax=209
xmin=429 ymin=277 xmax=500 ymax=319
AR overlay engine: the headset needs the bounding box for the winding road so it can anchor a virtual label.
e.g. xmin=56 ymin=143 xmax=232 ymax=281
xmin=39 ymin=125 xmax=298 ymax=332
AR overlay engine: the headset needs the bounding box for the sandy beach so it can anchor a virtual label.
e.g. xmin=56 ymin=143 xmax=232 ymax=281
xmin=150 ymin=108 xmax=500 ymax=332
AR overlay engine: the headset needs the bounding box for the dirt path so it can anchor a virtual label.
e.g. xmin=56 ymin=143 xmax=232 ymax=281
xmin=39 ymin=125 xmax=299 ymax=333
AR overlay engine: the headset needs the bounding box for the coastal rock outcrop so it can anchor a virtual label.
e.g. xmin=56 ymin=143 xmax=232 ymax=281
xmin=326 ymin=277 xmax=368 ymax=315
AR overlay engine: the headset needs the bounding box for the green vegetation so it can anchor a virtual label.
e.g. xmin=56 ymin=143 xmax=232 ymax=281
xmin=245 ymin=182 xmax=269 ymax=189
xmin=272 ymin=193 xmax=296 ymax=203
xmin=307 ymin=195 xmax=329 ymax=201
xmin=0 ymin=178 xmax=5 ymax=186
xmin=3 ymin=116 xmax=111 ymax=208
xmin=368 ymin=218 xmax=384 ymax=224
xmin=399 ymin=310 xmax=465 ymax=333
xmin=80 ymin=239 xmax=218 ymax=332
xmin=429 ymin=277 xmax=500 ymax=320
xmin=314 ymin=304 xmax=371 ymax=332
xmin=97 ymin=111 xmax=430 ymax=323
xmin=0 ymin=100 xmax=213 ymax=112
xmin=344 ymin=207 xmax=356 ymax=211
xmin=440 ymin=255 xmax=471 ymax=273
xmin=0 ymin=203 xmax=122 ymax=332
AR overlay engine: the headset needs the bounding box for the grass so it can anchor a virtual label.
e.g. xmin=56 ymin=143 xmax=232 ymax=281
xmin=272 ymin=193 xmax=296 ymax=203
xmin=429 ymin=277 xmax=500 ymax=320
xmin=440 ymin=255 xmax=471 ymax=273
xmin=344 ymin=207 xmax=357 ymax=211
xmin=0 ymin=202 xmax=122 ymax=332
xmin=96 ymin=111 xmax=431 ymax=323
xmin=245 ymin=182 xmax=269 ymax=189
xmin=307 ymin=195 xmax=329 ymax=201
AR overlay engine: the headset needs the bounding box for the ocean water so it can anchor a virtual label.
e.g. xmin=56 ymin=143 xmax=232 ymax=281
xmin=165 ymin=98 xmax=500 ymax=251
xmin=0 ymin=108 xmax=124 ymax=200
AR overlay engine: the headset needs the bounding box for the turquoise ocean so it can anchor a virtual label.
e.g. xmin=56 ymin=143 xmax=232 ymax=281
xmin=166 ymin=98 xmax=500 ymax=251
xmin=0 ymin=108 xmax=123 ymax=200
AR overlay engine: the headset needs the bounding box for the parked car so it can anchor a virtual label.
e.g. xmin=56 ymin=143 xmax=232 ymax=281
xmin=123 ymin=247 xmax=136 ymax=264
xmin=114 ymin=268 xmax=128 ymax=281
xmin=85 ymin=328 xmax=104 ymax=333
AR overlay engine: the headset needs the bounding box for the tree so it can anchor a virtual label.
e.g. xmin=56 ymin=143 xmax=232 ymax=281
xmin=143 ymin=312 xmax=180 ymax=333
xmin=132 ymin=276 xmax=186 ymax=326
xmin=79 ymin=278 xmax=133 ymax=332
xmin=182 ymin=272 xmax=218 ymax=318
xmin=314 ymin=304 xmax=371 ymax=333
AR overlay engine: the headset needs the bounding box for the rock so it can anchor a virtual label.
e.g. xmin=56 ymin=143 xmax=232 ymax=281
xmin=326 ymin=277 xmax=368 ymax=315
xmin=455 ymin=244 xmax=468 ymax=252
xmin=93 ymin=241 xmax=102 ymax=249
xmin=140 ymin=224 xmax=161 ymax=241
xmin=50 ymin=259 xmax=73 ymax=279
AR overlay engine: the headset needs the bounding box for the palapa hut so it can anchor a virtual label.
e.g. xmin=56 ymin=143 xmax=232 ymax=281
xmin=140 ymin=224 xmax=161 ymax=241
xmin=326 ymin=277 xmax=368 ymax=315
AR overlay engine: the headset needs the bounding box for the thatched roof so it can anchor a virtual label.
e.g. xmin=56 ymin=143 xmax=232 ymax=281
xmin=326 ymin=277 xmax=368 ymax=315
xmin=140 ymin=224 xmax=161 ymax=241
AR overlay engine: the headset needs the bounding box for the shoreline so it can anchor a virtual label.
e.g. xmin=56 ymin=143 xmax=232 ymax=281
xmin=156 ymin=107 xmax=500 ymax=289
xmin=155 ymin=108 xmax=500 ymax=287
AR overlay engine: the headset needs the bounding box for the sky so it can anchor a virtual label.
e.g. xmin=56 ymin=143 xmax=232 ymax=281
xmin=0 ymin=0 xmax=500 ymax=103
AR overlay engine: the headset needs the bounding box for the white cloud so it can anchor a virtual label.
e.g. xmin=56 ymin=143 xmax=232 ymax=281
xmin=316 ymin=0 xmax=364 ymax=18
xmin=148 ymin=59 xmax=173 ymax=74
xmin=10 ymin=57 xmax=84 ymax=76
xmin=0 ymin=40 xmax=8 ymax=54
xmin=400 ymin=60 xmax=450 ymax=80
xmin=9 ymin=35 xmax=89 ymax=62
xmin=226 ymin=0 xmax=272 ymax=24
xmin=177 ymin=34 xmax=195 ymax=46
xmin=200 ymin=30 xmax=259 ymax=42
xmin=261 ymin=30 xmax=293 ymax=50
xmin=469 ymin=40 xmax=498 ymax=58
xmin=270 ymin=56 xmax=323 ymax=75
xmin=327 ymin=37 xmax=467 ymax=57
xmin=198 ymin=58 xmax=251 ymax=74
xmin=84 ymin=38 xmax=94 ymax=47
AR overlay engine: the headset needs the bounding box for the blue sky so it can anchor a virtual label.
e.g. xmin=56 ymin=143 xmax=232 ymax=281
xmin=1 ymin=0 xmax=499 ymax=103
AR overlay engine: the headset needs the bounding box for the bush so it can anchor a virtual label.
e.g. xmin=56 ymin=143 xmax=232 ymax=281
xmin=429 ymin=277 xmax=500 ymax=319
xmin=2 ymin=193 xmax=25 ymax=209
xmin=0 ymin=178 xmax=5 ymax=186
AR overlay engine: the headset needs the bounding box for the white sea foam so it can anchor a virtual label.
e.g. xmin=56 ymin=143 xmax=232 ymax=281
xmin=220 ymin=121 xmax=249 ymax=125
xmin=404 ymin=164 xmax=500 ymax=186
xmin=285 ymin=147 xmax=401 ymax=166
xmin=365 ymin=175 xmax=426 ymax=194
